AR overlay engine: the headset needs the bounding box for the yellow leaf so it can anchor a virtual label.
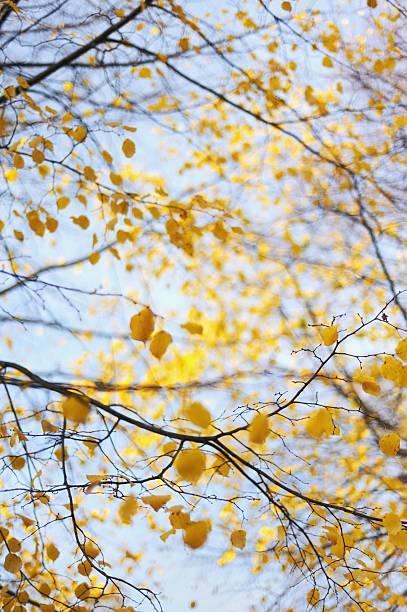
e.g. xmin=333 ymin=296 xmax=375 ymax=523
xmin=139 ymin=67 xmax=152 ymax=78
xmin=307 ymin=588 xmax=320 ymax=607
xmin=149 ymin=330 xmax=172 ymax=359
xmin=381 ymin=356 xmax=403 ymax=384
xmin=71 ymin=215 xmax=90 ymax=230
xmin=118 ymin=495 xmax=138 ymax=524
xmin=211 ymin=454 xmax=230 ymax=477
xmin=46 ymin=216 xmax=58 ymax=233
xmin=230 ymin=529 xmax=246 ymax=549
xmin=62 ymin=396 xmax=90 ymax=424
xmin=75 ymin=582 xmax=90 ymax=600
xmin=57 ymin=196 xmax=70 ymax=209
xmin=10 ymin=455 xmax=25 ymax=470
xmin=89 ymin=252 xmax=100 ymax=265
xmin=130 ymin=308 xmax=155 ymax=342
xmin=5 ymin=168 xmax=17 ymax=181
xmin=122 ymin=138 xmax=136 ymax=158
xmin=184 ymin=401 xmax=212 ymax=429
xmin=55 ymin=446 xmax=68 ymax=461
xmin=32 ymin=149 xmax=45 ymax=164
xmin=383 ymin=512 xmax=402 ymax=535
xmin=395 ymin=337 xmax=407 ymax=362
xmin=183 ymin=520 xmax=211 ymax=549
xmin=248 ymin=413 xmax=269 ymax=445
xmin=305 ymin=409 xmax=337 ymax=439
xmin=13 ymin=154 xmax=24 ymax=169
xmin=83 ymin=540 xmax=100 ymax=558
xmin=160 ymin=528 xmax=176 ymax=542
xmin=175 ymin=448 xmax=206 ymax=482
xmin=141 ymin=495 xmax=172 ymax=512
xmin=72 ymin=125 xmax=87 ymax=142
xmin=83 ymin=166 xmax=96 ymax=181
xmin=46 ymin=543 xmax=60 ymax=561
xmin=181 ymin=322 xmax=203 ymax=335
xmin=217 ymin=548 xmax=236 ymax=566
xmin=319 ymin=325 xmax=338 ymax=346
xmin=41 ymin=419 xmax=58 ymax=433
xmin=169 ymin=507 xmax=191 ymax=530
xmin=4 ymin=553 xmax=22 ymax=573
xmin=379 ymin=433 xmax=400 ymax=457
xmin=102 ymin=149 xmax=113 ymax=164
xmin=110 ymin=171 xmax=123 ymax=186
xmin=281 ymin=1 xmax=292 ymax=11
xmin=78 ymin=559 xmax=92 ymax=576
xmin=179 ymin=38 xmax=189 ymax=51
xmin=361 ymin=379 xmax=381 ymax=396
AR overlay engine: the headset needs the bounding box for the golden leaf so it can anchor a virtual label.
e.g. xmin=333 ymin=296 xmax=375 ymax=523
xmin=141 ymin=495 xmax=172 ymax=512
xmin=230 ymin=529 xmax=246 ymax=549
xmin=62 ymin=397 xmax=90 ymax=424
xmin=184 ymin=401 xmax=211 ymax=429
xmin=248 ymin=413 xmax=269 ymax=445
xmin=130 ymin=308 xmax=155 ymax=342
xmin=379 ymin=433 xmax=400 ymax=457
xmin=175 ymin=448 xmax=206 ymax=482
xmin=149 ymin=330 xmax=172 ymax=359
xmin=319 ymin=325 xmax=338 ymax=346
xmin=183 ymin=520 xmax=211 ymax=549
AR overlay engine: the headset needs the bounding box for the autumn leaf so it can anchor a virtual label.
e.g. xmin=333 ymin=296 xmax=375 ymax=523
xmin=305 ymin=409 xmax=337 ymax=439
xmin=149 ymin=330 xmax=172 ymax=359
xmin=118 ymin=495 xmax=139 ymax=524
xmin=122 ymin=138 xmax=136 ymax=158
xmin=141 ymin=495 xmax=172 ymax=512
xmin=184 ymin=401 xmax=212 ymax=429
xmin=62 ymin=396 xmax=90 ymax=423
xmin=307 ymin=588 xmax=320 ymax=607
xmin=319 ymin=325 xmax=338 ymax=346
xmin=183 ymin=520 xmax=211 ymax=549
xmin=130 ymin=308 xmax=155 ymax=342
xmin=379 ymin=433 xmax=400 ymax=457
xmin=382 ymin=513 xmax=402 ymax=535
xmin=230 ymin=529 xmax=246 ymax=549
xmin=46 ymin=543 xmax=60 ymax=561
xmin=395 ymin=337 xmax=407 ymax=362
xmin=4 ymin=553 xmax=22 ymax=573
xmin=175 ymin=448 xmax=206 ymax=482
xmin=248 ymin=413 xmax=269 ymax=445
xmin=181 ymin=322 xmax=203 ymax=335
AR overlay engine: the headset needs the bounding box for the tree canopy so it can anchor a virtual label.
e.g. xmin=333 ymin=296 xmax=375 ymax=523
xmin=0 ymin=0 xmax=406 ymax=610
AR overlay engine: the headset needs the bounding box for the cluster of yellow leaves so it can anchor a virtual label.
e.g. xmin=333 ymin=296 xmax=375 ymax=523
xmin=130 ymin=307 xmax=173 ymax=359
xmin=161 ymin=505 xmax=211 ymax=550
